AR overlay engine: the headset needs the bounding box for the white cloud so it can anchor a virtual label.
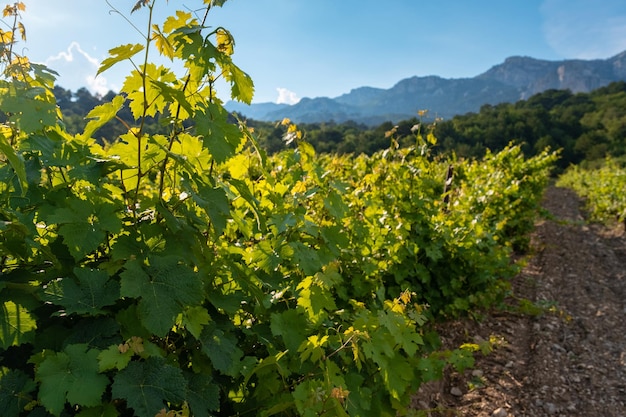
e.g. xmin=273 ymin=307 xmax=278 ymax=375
xmin=45 ymin=41 xmax=99 ymax=67
xmin=541 ymin=0 xmax=626 ymax=59
xmin=43 ymin=41 xmax=113 ymax=96
xmin=276 ymin=87 xmax=300 ymax=104
xmin=85 ymin=74 xmax=112 ymax=97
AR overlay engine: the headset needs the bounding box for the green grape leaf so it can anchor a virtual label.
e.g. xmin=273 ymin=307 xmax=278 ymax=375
xmin=48 ymin=199 xmax=122 ymax=261
xmin=0 ymin=369 xmax=37 ymax=417
xmin=0 ymin=128 xmax=27 ymax=195
xmin=111 ymin=358 xmax=186 ymax=417
xmin=43 ymin=268 xmax=120 ymax=316
xmin=200 ymin=323 xmax=243 ymax=376
xmin=37 ymin=344 xmax=109 ymax=416
xmin=120 ymin=257 xmax=204 ymax=336
xmin=193 ymin=102 xmax=243 ymax=164
xmin=192 ymin=184 xmax=230 ymax=235
xmin=31 ymin=62 xmax=60 ymax=88
xmin=75 ymin=403 xmax=119 ymax=417
xmin=0 ymin=85 xmax=57 ymax=134
xmin=23 ymin=129 xmax=66 ymax=167
xmin=448 ymin=347 xmax=475 ymax=373
xmin=181 ymin=306 xmax=210 ymax=340
xmin=63 ymin=317 xmax=121 ymax=350
xmin=296 ymin=276 xmax=337 ymax=322
xmin=0 ymin=301 xmax=36 ymax=349
xmin=81 ymin=95 xmax=126 ymax=140
xmin=57 ymin=222 xmax=104 ymax=261
xmin=150 ymin=80 xmax=193 ymax=117
xmin=270 ymin=309 xmax=308 ymax=353
xmin=416 ymin=356 xmax=446 ymax=383
xmin=228 ymin=177 xmax=267 ymax=231
xmin=244 ymin=239 xmax=293 ymax=273
xmin=323 ymin=190 xmax=348 ymax=220
xmin=98 ymin=344 xmax=133 ymax=372
xmin=184 ymin=372 xmax=220 ymax=417
xmin=289 ymin=241 xmax=323 ymax=276
xmin=379 ymin=355 xmax=415 ymax=401
xmin=219 ymin=58 xmax=254 ymax=104
xmin=97 ymin=43 xmax=145 ymax=76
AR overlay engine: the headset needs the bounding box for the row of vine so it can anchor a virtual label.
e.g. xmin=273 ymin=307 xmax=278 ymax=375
xmin=557 ymin=159 xmax=626 ymax=226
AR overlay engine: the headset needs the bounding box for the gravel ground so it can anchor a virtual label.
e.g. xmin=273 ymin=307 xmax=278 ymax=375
xmin=412 ymin=185 xmax=626 ymax=417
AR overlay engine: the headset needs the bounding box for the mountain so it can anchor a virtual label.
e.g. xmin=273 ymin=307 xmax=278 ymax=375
xmin=225 ymin=51 xmax=626 ymax=125
xmin=477 ymin=51 xmax=626 ymax=98
xmin=224 ymin=101 xmax=289 ymax=121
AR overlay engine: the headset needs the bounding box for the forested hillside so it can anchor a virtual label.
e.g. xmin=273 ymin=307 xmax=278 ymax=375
xmin=48 ymin=82 xmax=626 ymax=169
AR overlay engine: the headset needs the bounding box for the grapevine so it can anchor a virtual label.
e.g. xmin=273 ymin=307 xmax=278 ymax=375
xmin=0 ymin=2 xmax=557 ymax=416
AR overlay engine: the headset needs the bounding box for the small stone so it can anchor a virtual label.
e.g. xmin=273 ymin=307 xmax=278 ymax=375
xmin=552 ymin=343 xmax=565 ymax=352
xmin=544 ymin=402 xmax=557 ymax=414
xmin=472 ymin=369 xmax=484 ymax=378
xmin=491 ymin=407 xmax=508 ymax=417
xmin=450 ymin=386 xmax=463 ymax=397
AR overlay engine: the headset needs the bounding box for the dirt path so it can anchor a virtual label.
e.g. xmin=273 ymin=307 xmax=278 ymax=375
xmin=413 ymin=185 xmax=626 ymax=416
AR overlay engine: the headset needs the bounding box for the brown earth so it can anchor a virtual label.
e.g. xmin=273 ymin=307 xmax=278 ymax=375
xmin=412 ymin=185 xmax=626 ymax=417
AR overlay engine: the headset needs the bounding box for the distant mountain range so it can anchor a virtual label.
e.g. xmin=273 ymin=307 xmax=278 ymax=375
xmin=225 ymin=51 xmax=626 ymax=125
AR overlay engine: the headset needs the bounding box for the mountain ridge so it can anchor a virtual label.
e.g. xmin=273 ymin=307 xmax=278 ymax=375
xmin=226 ymin=51 xmax=626 ymax=125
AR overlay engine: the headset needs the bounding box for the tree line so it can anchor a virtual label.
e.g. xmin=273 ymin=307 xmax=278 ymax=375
xmin=49 ymin=82 xmax=626 ymax=169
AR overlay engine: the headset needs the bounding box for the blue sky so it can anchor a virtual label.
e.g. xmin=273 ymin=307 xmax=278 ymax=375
xmin=13 ymin=0 xmax=626 ymax=104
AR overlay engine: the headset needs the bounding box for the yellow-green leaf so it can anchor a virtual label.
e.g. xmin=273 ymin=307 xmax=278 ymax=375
xmin=151 ymin=24 xmax=174 ymax=60
xmin=97 ymin=43 xmax=144 ymax=76
xmin=81 ymin=95 xmax=125 ymax=140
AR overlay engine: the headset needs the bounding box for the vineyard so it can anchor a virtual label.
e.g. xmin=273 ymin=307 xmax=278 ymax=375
xmin=0 ymin=2 xmax=623 ymax=417
xmin=557 ymin=159 xmax=626 ymax=227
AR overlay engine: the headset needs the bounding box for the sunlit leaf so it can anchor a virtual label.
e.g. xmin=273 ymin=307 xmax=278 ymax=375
xmin=97 ymin=43 xmax=144 ymax=76
xmin=216 ymin=28 xmax=234 ymax=56
xmin=151 ymin=24 xmax=174 ymax=60
xmin=81 ymin=95 xmax=125 ymax=140
xmin=163 ymin=10 xmax=193 ymax=34
xmin=0 ymin=85 xmax=57 ymax=134
xmin=194 ymin=102 xmax=243 ymax=163
xmin=0 ymin=301 xmax=36 ymax=349
xmin=221 ymin=60 xmax=254 ymax=104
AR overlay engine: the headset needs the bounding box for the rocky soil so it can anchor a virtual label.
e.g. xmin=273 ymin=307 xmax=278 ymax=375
xmin=413 ymin=185 xmax=626 ymax=416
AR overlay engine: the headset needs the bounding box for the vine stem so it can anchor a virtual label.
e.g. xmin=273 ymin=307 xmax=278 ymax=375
xmin=156 ymin=2 xmax=212 ymax=202
xmin=130 ymin=0 xmax=156 ymax=210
